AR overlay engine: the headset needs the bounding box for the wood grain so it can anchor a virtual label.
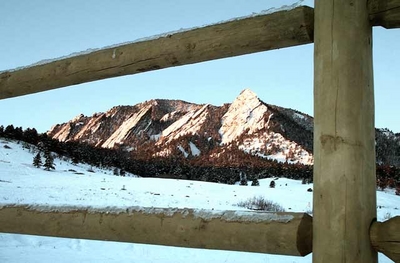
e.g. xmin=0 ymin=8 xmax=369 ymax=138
xmin=0 ymin=6 xmax=314 ymax=100
xmin=0 ymin=205 xmax=313 ymax=256
xmin=313 ymin=0 xmax=377 ymax=262
xmin=370 ymin=216 xmax=400 ymax=262
xmin=369 ymin=0 xmax=400 ymax=28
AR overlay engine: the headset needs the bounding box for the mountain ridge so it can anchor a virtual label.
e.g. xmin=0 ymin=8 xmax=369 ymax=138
xmin=48 ymin=89 xmax=315 ymax=166
xmin=47 ymin=88 xmax=399 ymax=168
xmin=1 ymin=87 xmax=398 ymax=183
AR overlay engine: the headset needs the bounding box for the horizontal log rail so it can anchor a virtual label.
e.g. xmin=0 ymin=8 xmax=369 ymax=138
xmin=369 ymin=0 xmax=400 ymax=28
xmin=370 ymin=216 xmax=400 ymax=262
xmin=0 ymin=6 xmax=314 ymax=100
xmin=1 ymin=2 xmax=399 ymax=101
xmin=0 ymin=206 xmax=400 ymax=262
xmin=2 ymin=206 xmax=399 ymax=260
xmin=0 ymin=205 xmax=313 ymax=257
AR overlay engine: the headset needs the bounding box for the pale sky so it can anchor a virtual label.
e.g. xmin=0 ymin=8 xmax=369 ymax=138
xmin=0 ymin=0 xmax=399 ymax=133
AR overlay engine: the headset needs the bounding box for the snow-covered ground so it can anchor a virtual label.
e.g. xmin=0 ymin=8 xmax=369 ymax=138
xmin=0 ymin=138 xmax=398 ymax=262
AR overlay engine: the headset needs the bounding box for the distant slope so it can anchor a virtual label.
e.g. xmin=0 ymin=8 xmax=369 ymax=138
xmin=48 ymin=89 xmax=314 ymax=166
xmin=48 ymin=88 xmax=400 ymax=168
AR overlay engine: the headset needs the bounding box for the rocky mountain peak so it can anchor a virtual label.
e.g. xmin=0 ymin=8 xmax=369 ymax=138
xmin=219 ymin=89 xmax=270 ymax=145
xmin=71 ymin=113 xmax=85 ymax=122
xmin=237 ymin=88 xmax=259 ymax=101
xmin=48 ymin=89 xmax=315 ymax=166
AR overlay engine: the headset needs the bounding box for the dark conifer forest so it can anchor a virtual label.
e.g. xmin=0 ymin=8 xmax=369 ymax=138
xmin=0 ymin=124 xmax=399 ymax=188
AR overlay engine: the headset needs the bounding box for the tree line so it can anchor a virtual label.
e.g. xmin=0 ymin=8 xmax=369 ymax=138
xmin=0 ymin=124 xmax=399 ymax=189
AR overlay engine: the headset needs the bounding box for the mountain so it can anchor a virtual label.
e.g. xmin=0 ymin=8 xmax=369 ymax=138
xmin=48 ymin=89 xmax=314 ymax=166
xmin=48 ymin=88 xmax=400 ymax=170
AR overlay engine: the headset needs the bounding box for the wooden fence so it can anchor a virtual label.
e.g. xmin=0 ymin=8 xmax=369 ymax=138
xmin=1 ymin=1 xmax=400 ymax=262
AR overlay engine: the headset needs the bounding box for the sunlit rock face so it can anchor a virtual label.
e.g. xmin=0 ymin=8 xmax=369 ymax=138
xmin=48 ymin=89 xmax=315 ymax=165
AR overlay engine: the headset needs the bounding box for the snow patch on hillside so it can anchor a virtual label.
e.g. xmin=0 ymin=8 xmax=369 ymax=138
xmin=189 ymin=142 xmax=201 ymax=156
xmin=239 ymin=131 xmax=313 ymax=165
xmin=150 ymin=133 xmax=161 ymax=141
xmin=294 ymin=112 xmax=306 ymax=120
xmin=177 ymin=145 xmax=189 ymax=158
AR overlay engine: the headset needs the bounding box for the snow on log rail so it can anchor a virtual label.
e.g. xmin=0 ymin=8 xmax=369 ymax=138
xmin=0 ymin=6 xmax=314 ymax=100
xmin=0 ymin=205 xmax=313 ymax=257
xmin=0 ymin=2 xmax=399 ymax=100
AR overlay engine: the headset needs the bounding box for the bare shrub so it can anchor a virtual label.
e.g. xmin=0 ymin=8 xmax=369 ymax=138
xmin=387 ymin=178 xmax=396 ymax=188
xmin=377 ymin=178 xmax=388 ymax=191
xmin=237 ymin=196 xmax=285 ymax=212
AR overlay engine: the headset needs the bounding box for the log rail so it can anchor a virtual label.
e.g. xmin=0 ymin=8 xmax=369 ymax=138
xmin=0 ymin=6 xmax=314 ymax=100
xmin=0 ymin=205 xmax=313 ymax=257
xmin=0 ymin=205 xmax=399 ymax=261
xmin=1 ymin=2 xmax=400 ymax=100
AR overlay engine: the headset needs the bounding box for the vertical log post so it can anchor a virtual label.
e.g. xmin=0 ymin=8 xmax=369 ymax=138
xmin=313 ymin=0 xmax=377 ymax=262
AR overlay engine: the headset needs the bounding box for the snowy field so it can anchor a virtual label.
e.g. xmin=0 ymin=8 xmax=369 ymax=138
xmin=0 ymin=139 xmax=398 ymax=262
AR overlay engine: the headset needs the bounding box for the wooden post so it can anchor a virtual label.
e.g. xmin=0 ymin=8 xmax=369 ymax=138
xmin=0 ymin=205 xmax=313 ymax=257
xmin=313 ymin=0 xmax=377 ymax=262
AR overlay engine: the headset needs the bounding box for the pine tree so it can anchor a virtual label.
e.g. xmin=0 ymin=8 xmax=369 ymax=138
xmin=33 ymin=152 xmax=42 ymax=168
xmin=239 ymin=177 xmax=248 ymax=186
xmin=251 ymin=178 xmax=260 ymax=186
xmin=269 ymin=180 xmax=276 ymax=188
xmin=239 ymin=171 xmax=248 ymax=186
xmin=72 ymin=155 xmax=79 ymax=165
xmin=43 ymin=150 xmax=55 ymax=171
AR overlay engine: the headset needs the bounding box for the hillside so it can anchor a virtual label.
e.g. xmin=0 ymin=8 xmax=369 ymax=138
xmin=47 ymin=89 xmax=400 ymax=172
xmin=48 ymin=89 xmax=315 ymax=166
xmin=0 ymin=139 xmax=398 ymax=262
xmin=1 ymin=89 xmax=399 ymax=184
